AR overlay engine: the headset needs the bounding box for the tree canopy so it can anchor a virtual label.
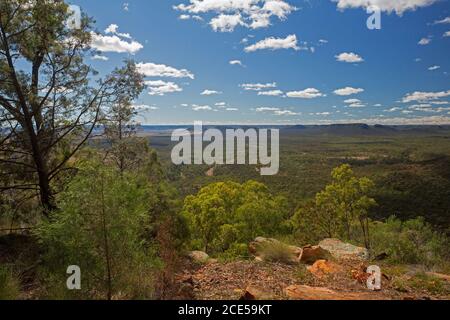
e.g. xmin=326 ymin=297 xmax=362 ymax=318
xmin=0 ymin=0 xmax=144 ymax=214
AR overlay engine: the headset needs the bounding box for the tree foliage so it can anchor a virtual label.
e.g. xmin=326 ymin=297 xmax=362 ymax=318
xmin=0 ymin=0 xmax=143 ymax=214
xmin=292 ymin=165 xmax=377 ymax=247
xmin=36 ymin=159 xmax=162 ymax=299
xmin=182 ymin=180 xmax=288 ymax=256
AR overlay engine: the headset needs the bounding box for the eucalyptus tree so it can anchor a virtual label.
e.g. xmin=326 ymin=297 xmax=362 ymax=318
xmin=0 ymin=0 xmax=144 ymax=214
xmin=101 ymin=61 xmax=147 ymax=174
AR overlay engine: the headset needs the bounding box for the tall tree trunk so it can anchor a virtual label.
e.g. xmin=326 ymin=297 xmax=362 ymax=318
xmin=23 ymin=114 xmax=55 ymax=214
xmin=1 ymin=26 xmax=55 ymax=214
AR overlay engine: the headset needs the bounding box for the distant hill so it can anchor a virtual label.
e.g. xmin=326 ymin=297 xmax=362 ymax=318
xmin=135 ymin=124 xmax=450 ymax=137
xmin=282 ymin=124 xmax=450 ymax=136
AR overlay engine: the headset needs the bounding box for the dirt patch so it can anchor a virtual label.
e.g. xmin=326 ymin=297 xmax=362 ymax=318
xmin=173 ymin=259 xmax=449 ymax=300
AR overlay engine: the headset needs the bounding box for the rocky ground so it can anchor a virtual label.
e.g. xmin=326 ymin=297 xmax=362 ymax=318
xmin=173 ymin=238 xmax=450 ymax=301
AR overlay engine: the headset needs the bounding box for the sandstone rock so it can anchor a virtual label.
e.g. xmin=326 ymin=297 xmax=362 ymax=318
xmin=307 ymin=260 xmax=342 ymax=278
xmin=300 ymin=245 xmax=331 ymax=264
xmin=285 ymin=285 xmax=385 ymax=300
xmin=318 ymin=238 xmax=369 ymax=261
xmin=249 ymin=237 xmax=302 ymax=264
xmin=188 ymin=251 xmax=210 ymax=264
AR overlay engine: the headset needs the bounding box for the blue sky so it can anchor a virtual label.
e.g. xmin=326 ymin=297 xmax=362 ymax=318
xmin=71 ymin=0 xmax=450 ymax=125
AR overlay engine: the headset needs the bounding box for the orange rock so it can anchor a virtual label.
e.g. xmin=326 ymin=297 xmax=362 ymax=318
xmin=300 ymin=245 xmax=332 ymax=264
xmin=307 ymin=260 xmax=342 ymax=278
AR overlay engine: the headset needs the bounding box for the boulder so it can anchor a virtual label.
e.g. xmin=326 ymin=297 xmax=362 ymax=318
xmin=300 ymin=245 xmax=332 ymax=264
xmin=307 ymin=260 xmax=342 ymax=278
xmin=188 ymin=251 xmax=210 ymax=264
xmin=318 ymin=238 xmax=369 ymax=261
xmin=285 ymin=285 xmax=386 ymax=300
xmin=249 ymin=237 xmax=302 ymax=264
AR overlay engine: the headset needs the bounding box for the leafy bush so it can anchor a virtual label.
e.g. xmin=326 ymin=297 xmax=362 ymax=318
xmin=370 ymin=216 xmax=449 ymax=267
xmin=36 ymin=161 xmax=162 ymax=300
xmin=0 ymin=265 xmax=20 ymax=300
xmin=218 ymin=243 xmax=249 ymax=262
xmin=182 ymin=181 xmax=288 ymax=256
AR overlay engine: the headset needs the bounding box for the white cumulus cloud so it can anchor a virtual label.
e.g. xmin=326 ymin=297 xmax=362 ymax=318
xmin=286 ymin=88 xmax=325 ymax=99
xmin=256 ymin=107 xmax=280 ymax=112
xmin=334 ymin=87 xmax=364 ymax=96
xmin=174 ymin=0 xmax=297 ymax=32
xmin=230 ymin=60 xmax=244 ymax=66
xmin=258 ymin=90 xmax=284 ymax=96
xmin=201 ymin=90 xmax=222 ymax=96
xmin=145 ymin=80 xmax=182 ymax=96
xmin=434 ymin=17 xmax=450 ymax=24
xmin=104 ymin=24 xmax=132 ymax=39
xmin=210 ymin=13 xmax=246 ymax=32
xmin=90 ymin=32 xmax=143 ymax=54
xmin=137 ymin=62 xmax=194 ymax=79
xmin=418 ymin=37 xmax=432 ymax=45
xmin=332 ymin=0 xmax=438 ymax=15
xmin=275 ymin=110 xmax=300 ymax=116
xmin=92 ymin=55 xmax=109 ymax=61
xmin=402 ymin=90 xmax=450 ymax=103
xmin=192 ymin=104 xmax=213 ymax=111
xmin=241 ymin=82 xmax=277 ymax=91
xmin=244 ymin=34 xmax=300 ymax=52
xmin=335 ymin=52 xmax=364 ymax=63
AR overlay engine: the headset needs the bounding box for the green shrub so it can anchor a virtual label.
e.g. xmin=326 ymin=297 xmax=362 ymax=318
xmin=36 ymin=161 xmax=162 ymax=300
xmin=257 ymin=241 xmax=297 ymax=264
xmin=391 ymin=272 xmax=450 ymax=296
xmin=0 ymin=265 xmax=20 ymax=300
xmin=370 ymin=216 xmax=449 ymax=267
xmin=218 ymin=243 xmax=249 ymax=262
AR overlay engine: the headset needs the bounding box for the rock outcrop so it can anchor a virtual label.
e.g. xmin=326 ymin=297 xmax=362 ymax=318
xmin=318 ymin=238 xmax=369 ymax=261
xmin=300 ymin=245 xmax=332 ymax=264
xmin=188 ymin=251 xmax=211 ymax=264
xmin=307 ymin=260 xmax=342 ymax=278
